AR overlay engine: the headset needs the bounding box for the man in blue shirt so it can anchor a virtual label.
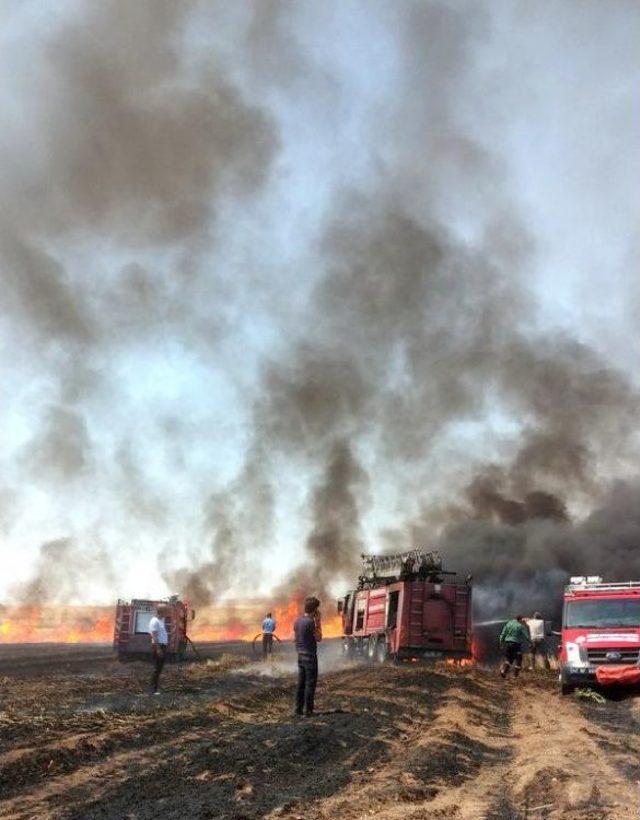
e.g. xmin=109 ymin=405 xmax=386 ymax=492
xmin=293 ymin=596 xmax=322 ymax=716
xmin=262 ymin=612 xmax=277 ymax=660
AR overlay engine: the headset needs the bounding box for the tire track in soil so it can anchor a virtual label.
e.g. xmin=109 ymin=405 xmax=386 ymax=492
xmin=278 ymin=670 xmax=516 ymax=820
xmin=1 ymin=665 xmax=453 ymax=820
xmin=575 ymin=689 xmax=640 ymax=785
xmin=4 ymin=661 xmax=640 ymax=820
xmin=481 ymin=677 xmax=639 ymax=820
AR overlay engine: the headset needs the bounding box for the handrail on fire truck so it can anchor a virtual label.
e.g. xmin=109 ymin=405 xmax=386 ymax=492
xmin=565 ymin=579 xmax=640 ymax=594
xmin=361 ymin=549 xmax=442 ymax=573
xmin=357 ymin=549 xmax=454 ymax=588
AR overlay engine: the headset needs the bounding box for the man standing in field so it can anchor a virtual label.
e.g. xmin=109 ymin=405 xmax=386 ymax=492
xmin=499 ymin=615 xmax=529 ymax=679
xmin=148 ymin=604 xmax=169 ymax=694
xmin=262 ymin=611 xmax=277 ymax=660
xmin=293 ymin=596 xmax=322 ymax=717
xmin=526 ymin=611 xmax=550 ymax=670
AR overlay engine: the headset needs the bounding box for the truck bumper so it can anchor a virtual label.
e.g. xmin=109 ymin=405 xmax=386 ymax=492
xmin=561 ymin=664 xmax=596 ymax=685
xmin=562 ymin=663 xmax=640 ymax=687
xmin=397 ymin=647 xmax=472 ymax=661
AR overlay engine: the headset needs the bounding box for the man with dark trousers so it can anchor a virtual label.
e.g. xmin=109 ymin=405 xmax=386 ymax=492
xmin=262 ymin=611 xmax=277 ymax=660
xmin=499 ymin=615 xmax=530 ymax=679
xmin=293 ymin=596 xmax=322 ymax=717
xmin=148 ymin=604 xmax=169 ymax=694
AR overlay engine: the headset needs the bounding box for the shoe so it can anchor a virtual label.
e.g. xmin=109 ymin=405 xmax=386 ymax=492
xmin=499 ymin=664 xmax=508 ymax=679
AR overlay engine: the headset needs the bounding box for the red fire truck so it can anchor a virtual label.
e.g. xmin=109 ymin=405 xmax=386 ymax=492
xmin=113 ymin=596 xmax=195 ymax=661
xmin=559 ymin=576 xmax=640 ymax=694
xmin=337 ymin=550 xmax=472 ymax=662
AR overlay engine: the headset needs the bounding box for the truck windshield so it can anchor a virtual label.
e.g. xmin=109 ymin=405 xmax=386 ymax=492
xmin=565 ymin=599 xmax=640 ymax=628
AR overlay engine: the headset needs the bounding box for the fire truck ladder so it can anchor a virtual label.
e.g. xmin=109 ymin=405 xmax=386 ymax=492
xmin=453 ymin=585 xmax=470 ymax=638
xmin=115 ymin=601 xmax=132 ymax=652
xmin=361 ymin=549 xmax=442 ymax=578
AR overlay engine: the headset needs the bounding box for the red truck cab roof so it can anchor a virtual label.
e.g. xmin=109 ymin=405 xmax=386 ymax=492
xmin=563 ymin=579 xmax=640 ymax=600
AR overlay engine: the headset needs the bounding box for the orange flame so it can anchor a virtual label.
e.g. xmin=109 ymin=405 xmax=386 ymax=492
xmin=0 ymin=596 xmax=343 ymax=645
xmin=190 ymin=595 xmax=343 ymax=643
xmin=0 ymin=605 xmax=114 ymax=644
xmin=445 ymin=657 xmax=475 ymax=667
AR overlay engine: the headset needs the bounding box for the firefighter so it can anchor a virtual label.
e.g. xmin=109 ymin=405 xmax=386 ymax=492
xmin=149 ymin=604 xmax=169 ymax=694
xmin=499 ymin=615 xmax=529 ymax=679
xmin=261 ymin=611 xmax=276 ymax=660
xmin=293 ymin=596 xmax=322 ymax=717
xmin=526 ymin=611 xmax=550 ymax=670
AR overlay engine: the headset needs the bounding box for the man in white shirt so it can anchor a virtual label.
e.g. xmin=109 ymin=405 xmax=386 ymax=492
xmin=262 ymin=612 xmax=277 ymax=660
xmin=149 ymin=605 xmax=169 ymax=693
xmin=526 ymin=612 xmax=549 ymax=670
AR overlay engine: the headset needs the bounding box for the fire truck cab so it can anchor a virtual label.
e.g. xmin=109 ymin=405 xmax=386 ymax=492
xmin=337 ymin=550 xmax=472 ymax=663
xmin=113 ymin=596 xmax=194 ymax=661
xmin=560 ymin=577 xmax=640 ymax=694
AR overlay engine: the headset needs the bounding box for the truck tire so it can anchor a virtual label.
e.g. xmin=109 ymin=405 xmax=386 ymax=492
xmin=375 ymin=639 xmax=388 ymax=664
xmin=367 ymin=637 xmax=377 ymax=663
xmin=559 ymin=670 xmax=574 ymax=696
xmin=342 ymin=639 xmax=354 ymax=660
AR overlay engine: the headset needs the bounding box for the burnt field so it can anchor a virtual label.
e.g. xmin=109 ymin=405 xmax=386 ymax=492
xmin=1 ymin=643 xmax=640 ymax=820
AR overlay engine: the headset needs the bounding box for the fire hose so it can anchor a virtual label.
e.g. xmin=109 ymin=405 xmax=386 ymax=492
xmin=252 ymin=633 xmax=282 ymax=657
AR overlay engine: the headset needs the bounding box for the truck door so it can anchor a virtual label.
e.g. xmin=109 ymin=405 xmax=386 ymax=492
xmin=423 ymin=595 xmax=453 ymax=645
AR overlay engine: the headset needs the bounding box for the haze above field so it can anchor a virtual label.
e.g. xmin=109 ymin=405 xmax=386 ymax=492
xmin=1 ymin=1 xmax=639 ymax=615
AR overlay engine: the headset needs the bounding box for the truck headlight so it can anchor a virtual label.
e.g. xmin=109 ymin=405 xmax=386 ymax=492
xmin=566 ymin=641 xmax=589 ymax=668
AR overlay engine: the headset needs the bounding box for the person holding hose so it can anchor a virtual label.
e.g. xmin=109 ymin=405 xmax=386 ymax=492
xmin=499 ymin=615 xmax=529 ymax=679
xmin=293 ymin=596 xmax=322 ymax=717
xmin=261 ymin=611 xmax=277 ymax=660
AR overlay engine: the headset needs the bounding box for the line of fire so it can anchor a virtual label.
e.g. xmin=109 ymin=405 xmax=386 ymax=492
xmin=3 ymin=552 xmax=640 ymax=693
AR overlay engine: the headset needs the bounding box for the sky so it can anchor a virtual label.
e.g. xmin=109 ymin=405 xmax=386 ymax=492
xmin=1 ymin=0 xmax=639 ymax=609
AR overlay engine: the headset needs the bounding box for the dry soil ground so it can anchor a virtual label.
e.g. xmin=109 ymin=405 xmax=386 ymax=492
xmin=1 ymin=644 xmax=639 ymax=820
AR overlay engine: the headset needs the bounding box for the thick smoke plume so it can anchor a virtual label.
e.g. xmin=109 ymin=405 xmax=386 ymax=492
xmin=2 ymin=2 xmax=638 ymax=619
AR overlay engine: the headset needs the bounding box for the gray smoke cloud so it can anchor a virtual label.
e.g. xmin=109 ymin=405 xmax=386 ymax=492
xmin=169 ymin=2 xmax=640 ymax=615
xmin=11 ymin=537 xmax=115 ymax=605
xmin=1 ymin=2 xmax=639 ymax=617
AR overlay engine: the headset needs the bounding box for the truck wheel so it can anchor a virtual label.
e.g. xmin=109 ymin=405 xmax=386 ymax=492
xmin=367 ymin=637 xmax=377 ymax=663
xmin=342 ymin=639 xmax=354 ymax=660
xmin=375 ymin=639 xmax=388 ymax=664
xmin=559 ymin=671 xmax=574 ymax=696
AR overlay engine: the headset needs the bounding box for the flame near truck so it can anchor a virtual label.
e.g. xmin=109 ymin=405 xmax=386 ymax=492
xmin=560 ymin=576 xmax=640 ymax=694
xmin=113 ymin=596 xmax=195 ymax=661
xmin=337 ymin=550 xmax=473 ymax=663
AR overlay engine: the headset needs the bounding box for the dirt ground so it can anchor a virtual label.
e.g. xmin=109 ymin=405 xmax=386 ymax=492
xmin=1 ymin=644 xmax=639 ymax=820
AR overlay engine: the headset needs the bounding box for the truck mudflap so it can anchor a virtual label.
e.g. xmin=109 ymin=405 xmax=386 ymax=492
xmin=595 ymin=665 xmax=640 ymax=686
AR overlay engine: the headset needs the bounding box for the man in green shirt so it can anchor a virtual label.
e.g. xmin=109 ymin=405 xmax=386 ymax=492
xmin=499 ymin=615 xmax=529 ymax=679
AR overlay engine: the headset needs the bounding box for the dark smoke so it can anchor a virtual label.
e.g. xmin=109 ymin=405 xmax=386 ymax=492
xmin=165 ymin=4 xmax=640 ymax=617
xmin=272 ymin=440 xmax=368 ymax=601
xmin=1 ymin=3 xmax=637 ymax=617
xmin=162 ymin=444 xmax=274 ymax=606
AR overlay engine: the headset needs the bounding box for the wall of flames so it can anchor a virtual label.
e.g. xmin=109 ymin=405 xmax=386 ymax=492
xmin=0 ymin=597 xmax=343 ymax=644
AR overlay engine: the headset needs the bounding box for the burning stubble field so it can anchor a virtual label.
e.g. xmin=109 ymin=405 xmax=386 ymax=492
xmin=1 ymin=645 xmax=640 ymax=820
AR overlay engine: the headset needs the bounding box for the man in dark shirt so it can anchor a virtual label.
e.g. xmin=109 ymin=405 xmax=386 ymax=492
xmin=293 ymin=596 xmax=322 ymax=717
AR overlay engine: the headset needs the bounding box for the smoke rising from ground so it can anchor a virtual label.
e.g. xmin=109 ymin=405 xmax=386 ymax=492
xmin=1 ymin=2 xmax=639 ymax=617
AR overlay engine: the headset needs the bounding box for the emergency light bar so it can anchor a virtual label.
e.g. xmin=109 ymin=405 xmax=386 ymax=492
xmin=566 ymin=579 xmax=640 ymax=593
xmin=569 ymin=576 xmax=603 ymax=585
